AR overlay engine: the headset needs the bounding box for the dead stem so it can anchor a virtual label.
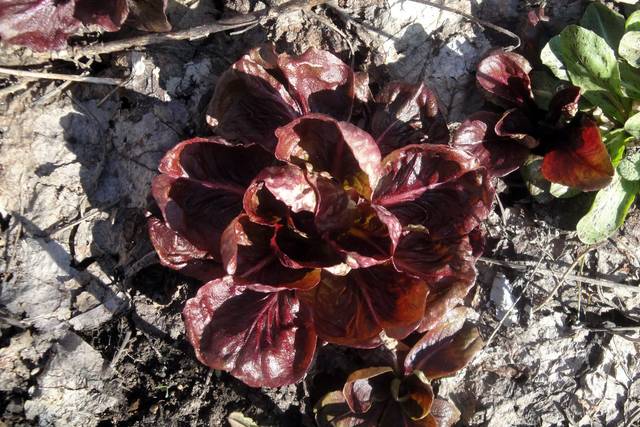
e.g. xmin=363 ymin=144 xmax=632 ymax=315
xmin=0 ymin=66 xmax=123 ymax=85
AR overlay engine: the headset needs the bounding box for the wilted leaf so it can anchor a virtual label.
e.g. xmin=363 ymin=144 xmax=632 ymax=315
xmin=183 ymin=277 xmax=317 ymax=388
xmin=541 ymin=117 xmax=614 ymax=191
xmin=228 ymin=412 xmax=259 ymax=427
xmin=577 ymin=173 xmax=640 ymax=244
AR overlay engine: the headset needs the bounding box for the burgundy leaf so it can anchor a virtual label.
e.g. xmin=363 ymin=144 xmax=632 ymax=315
xmin=327 ymin=202 xmax=402 ymax=269
xmin=342 ymin=367 xmax=394 ymax=413
xmin=370 ymin=82 xmax=450 ymax=156
xmin=74 ymin=0 xmax=128 ymax=31
xmin=126 ymin=0 xmax=171 ymax=32
xmin=275 ymin=114 xmax=382 ymax=198
xmin=476 ymin=51 xmax=535 ymax=109
xmin=452 ymin=111 xmax=530 ymax=177
xmin=373 ymin=145 xmax=494 ymax=239
xmin=147 ymin=214 xmax=224 ymax=282
xmin=404 ymin=307 xmax=483 ymax=380
xmin=207 ymin=50 xmax=302 ymax=151
xmin=0 ymin=0 xmax=80 ymax=51
xmin=277 ymin=48 xmax=355 ymax=121
xmin=308 ymin=173 xmax=356 ymax=236
xmin=275 ymin=224 xmax=344 ymax=269
xmin=249 ymin=164 xmax=316 ymax=214
xmin=541 ymin=117 xmax=614 ymax=191
xmin=303 ymin=265 xmax=429 ymax=347
xmin=494 ymin=109 xmax=539 ymax=149
xmin=153 ymin=138 xmax=275 ymax=259
xmin=315 ymin=391 xmax=385 ymax=427
xmin=546 ymin=86 xmax=581 ymax=126
xmin=220 ymin=215 xmax=320 ymax=290
xmin=396 ymin=373 xmax=435 ymax=421
xmin=183 ymin=277 xmax=317 ymax=388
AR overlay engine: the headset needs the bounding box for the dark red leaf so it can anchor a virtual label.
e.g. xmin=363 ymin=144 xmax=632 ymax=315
xmin=275 ymin=225 xmax=344 ymax=269
xmin=0 ymin=0 xmax=80 ymax=51
xmin=397 ymin=373 xmax=434 ymax=421
xmin=315 ymin=391 xmax=385 ymax=427
xmin=153 ymin=138 xmax=275 ymax=259
xmin=342 ymin=367 xmax=394 ymax=413
xmin=220 ymin=215 xmax=320 ymax=290
xmin=183 ymin=277 xmax=317 ymax=388
xmin=275 ymin=114 xmax=382 ymax=198
xmin=207 ymin=50 xmax=302 ymax=151
xmin=369 ymin=82 xmax=450 ymax=156
xmin=494 ymin=109 xmax=539 ymax=149
xmin=404 ymin=307 xmax=483 ymax=380
xmin=452 ymin=111 xmax=530 ymax=177
xmin=303 ymin=265 xmax=429 ymax=347
xmin=277 ymin=48 xmax=355 ymax=121
xmin=147 ymin=214 xmax=224 ymax=282
xmin=541 ymin=117 xmax=614 ymax=191
xmin=74 ymin=0 xmax=128 ymax=31
xmin=126 ymin=0 xmax=171 ymax=32
xmin=476 ymin=51 xmax=534 ymax=109
xmin=373 ymin=145 xmax=494 ymax=239
xmin=308 ymin=173 xmax=356 ymax=236
xmin=546 ymin=86 xmax=581 ymax=126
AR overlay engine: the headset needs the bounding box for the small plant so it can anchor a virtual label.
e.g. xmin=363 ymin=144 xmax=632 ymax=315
xmin=314 ymin=308 xmax=482 ymax=427
xmin=148 ymin=45 xmax=495 ymax=387
xmin=457 ymin=3 xmax=640 ymax=244
xmin=0 ymin=0 xmax=170 ymax=51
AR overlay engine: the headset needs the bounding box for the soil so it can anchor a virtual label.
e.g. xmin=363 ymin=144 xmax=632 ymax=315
xmin=1 ymin=0 xmax=639 ymax=426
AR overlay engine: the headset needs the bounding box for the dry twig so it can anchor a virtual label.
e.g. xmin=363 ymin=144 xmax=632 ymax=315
xmin=0 ymin=66 xmax=123 ymax=85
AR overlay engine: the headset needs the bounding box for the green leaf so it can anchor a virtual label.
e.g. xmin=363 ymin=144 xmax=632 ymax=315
xmin=620 ymin=31 xmax=640 ymax=68
xmin=542 ymin=25 xmax=631 ymax=124
xmin=603 ymin=128 xmax=630 ymax=166
xmin=550 ymin=183 xmax=581 ymax=198
xmin=626 ymin=10 xmax=640 ymax=32
xmin=541 ymin=38 xmax=569 ymax=81
xmin=618 ymin=152 xmax=640 ymax=180
xmin=625 ymin=111 xmax=640 ymax=138
xmin=620 ymin=61 xmax=640 ymax=99
xmin=576 ymin=173 xmax=640 ymax=244
xmin=521 ymin=155 xmax=554 ymax=203
xmin=580 ymin=2 xmax=625 ymax=49
xmin=530 ymin=70 xmax=566 ymax=110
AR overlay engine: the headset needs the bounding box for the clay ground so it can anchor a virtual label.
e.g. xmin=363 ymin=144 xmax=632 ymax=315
xmin=1 ymin=0 xmax=639 ymax=426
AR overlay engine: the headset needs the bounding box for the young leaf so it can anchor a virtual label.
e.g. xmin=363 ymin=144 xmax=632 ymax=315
xmin=618 ymin=152 xmax=640 ymax=181
xmin=579 ymin=2 xmax=625 ymax=49
xmin=619 ymin=31 xmax=640 ymax=68
xmin=542 ymin=25 xmax=629 ymax=123
xmin=476 ymin=52 xmax=535 ymax=109
xmin=604 ymin=128 xmax=630 ymax=166
xmin=576 ymin=173 xmax=640 ymax=244
xmin=342 ymin=367 xmax=395 ymax=413
xmin=625 ymin=111 xmax=640 ymax=138
xmin=530 ymin=70 xmax=566 ymax=110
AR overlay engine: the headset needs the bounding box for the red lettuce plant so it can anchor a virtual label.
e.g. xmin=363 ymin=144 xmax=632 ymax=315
xmin=148 ymin=45 xmax=495 ymax=387
xmin=315 ymin=308 xmax=483 ymax=426
xmin=0 ymin=0 xmax=170 ymax=51
xmin=453 ymin=50 xmax=614 ymax=191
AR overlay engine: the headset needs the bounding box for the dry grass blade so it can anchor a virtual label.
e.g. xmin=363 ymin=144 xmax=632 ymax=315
xmin=0 ymin=67 xmax=123 ymax=85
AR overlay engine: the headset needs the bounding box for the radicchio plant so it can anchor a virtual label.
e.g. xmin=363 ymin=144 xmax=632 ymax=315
xmin=0 ymin=0 xmax=170 ymax=51
xmin=453 ymin=50 xmax=614 ymax=191
xmin=315 ymin=308 xmax=483 ymax=427
xmin=148 ymin=45 xmax=495 ymax=387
